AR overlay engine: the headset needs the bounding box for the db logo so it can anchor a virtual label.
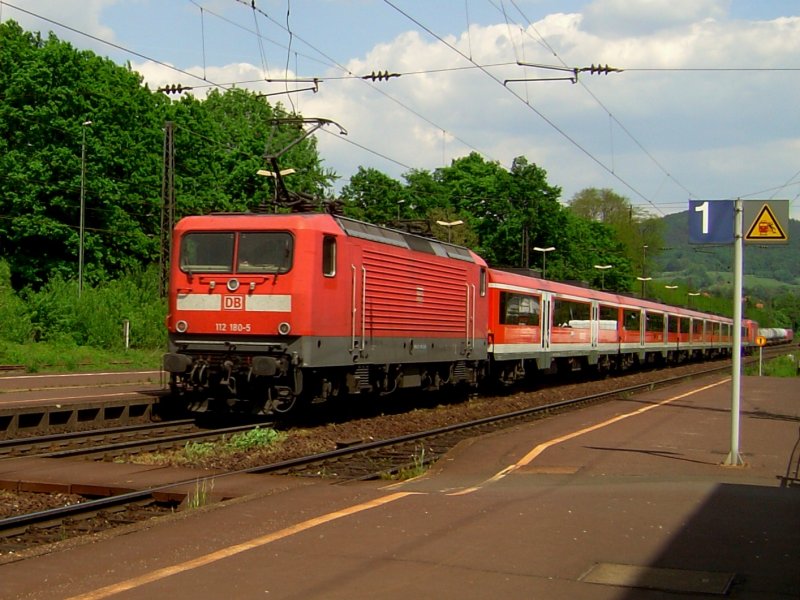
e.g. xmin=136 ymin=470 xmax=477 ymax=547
xmin=223 ymin=295 xmax=244 ymax=310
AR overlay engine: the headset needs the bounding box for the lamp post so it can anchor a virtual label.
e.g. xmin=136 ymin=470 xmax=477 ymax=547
xmin=78 ymin=120 xmax=92 ymax=297
xmin=436 ymin=220 xmax=464 ymax=243
xmin=533 ymin=246 xmax=555 ymax=279
xmin=636 ymin=276 xmax=652 ymax=298
xmin=664 ymin=284 xmax=678 ymax=300
xmin=397 ymin=199 xmax=405 ymax=220
xmin=593 ymin=264 xmax=612 ymax=290
xmin=687 ymin=291 xmax=701 ymax=308
xmin=640 ymin=244 xmax=649 ymax=297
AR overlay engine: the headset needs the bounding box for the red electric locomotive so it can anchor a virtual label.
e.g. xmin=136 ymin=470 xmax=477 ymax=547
xmin=163 ymin=213 xmax=488 ymax=413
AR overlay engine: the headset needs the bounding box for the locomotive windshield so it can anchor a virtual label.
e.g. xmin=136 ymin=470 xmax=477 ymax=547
xmin=180 ymin=231 xmax=293 ymax=274
xmin=180 ymin=232 xmax=234 ymax=273
xmin=237 ymin=232 xmax=293 ymax=274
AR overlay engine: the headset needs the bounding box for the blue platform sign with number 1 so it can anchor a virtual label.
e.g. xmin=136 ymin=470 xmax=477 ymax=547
xmin=688 ymin=200 xmax=735 ymax=244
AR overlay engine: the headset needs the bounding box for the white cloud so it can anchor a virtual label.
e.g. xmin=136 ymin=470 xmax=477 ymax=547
xmin=582 ymin=0 xmax=729 ymax=36
xmin=120 ymin=5 xmax=799 ymax=219
xmin=1 ymin=0 xmax=120 ymax=48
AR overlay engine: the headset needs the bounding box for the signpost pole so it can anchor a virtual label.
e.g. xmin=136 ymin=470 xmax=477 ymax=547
xmin=725 ymin=198 xmax=745 ymax=466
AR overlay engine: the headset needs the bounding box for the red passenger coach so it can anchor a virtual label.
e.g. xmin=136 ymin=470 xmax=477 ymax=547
xmin=163 ymin=213 xmax=488 ymax=413
xmin=486 ymin=268 xmax=733 ymax=383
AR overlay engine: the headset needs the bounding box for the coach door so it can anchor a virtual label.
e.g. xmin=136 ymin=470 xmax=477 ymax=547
xmin=591 ymin=302 xmax=599 ymax=348
xmin=540 ymin=293 xmax=551 ymax=351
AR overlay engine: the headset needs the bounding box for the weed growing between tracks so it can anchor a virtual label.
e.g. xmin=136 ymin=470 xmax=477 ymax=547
xmin=383 ymin=445 xmax=429 ymax=481
xmin=187 ymin=479 xmax=216 ymax=510
xmin=122 ymin=426 xmax=288 ymax=468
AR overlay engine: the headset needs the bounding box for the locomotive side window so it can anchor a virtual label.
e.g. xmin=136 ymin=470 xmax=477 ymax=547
xmin=237 ymin=232 xmax=293 ymax=274
xmin=480 ymin=268 xmax=487 ymax=297
xmin=322 ymin=235 xmax=336 ymax=277
xmin=180 ymin=232 xmax=234 ymax=273
xmin=500 ymin=292 xmax=540 ymax=326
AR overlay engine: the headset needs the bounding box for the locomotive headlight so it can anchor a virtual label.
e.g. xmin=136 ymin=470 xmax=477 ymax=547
xmin=175 ymin=320 xmax=189 ymax=333
xmin=227 ymin=278 xmax=240 ymax=292
xmin=278 ymin=322 xmax=291 ymax=335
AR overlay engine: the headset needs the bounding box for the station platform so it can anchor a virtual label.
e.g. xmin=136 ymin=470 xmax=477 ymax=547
xmin=1 ymin=374 xmax=798 ymax=600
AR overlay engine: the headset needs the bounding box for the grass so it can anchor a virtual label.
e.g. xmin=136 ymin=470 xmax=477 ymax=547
xmin=186 ymin=479 xmax=215 ymax=510
xmin=745 ymin=352 xmax=799 ymax=377
xmin=0 ymin=340 xmax=162 ymax=373
xmin=384 ymin=445 xmax=430 ymax=481
xmin=129 ymin=427 xmax=287 ymax=468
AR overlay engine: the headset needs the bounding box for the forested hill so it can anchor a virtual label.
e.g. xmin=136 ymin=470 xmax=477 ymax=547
xmin=653 ymin=211 xmax=800 ymax=290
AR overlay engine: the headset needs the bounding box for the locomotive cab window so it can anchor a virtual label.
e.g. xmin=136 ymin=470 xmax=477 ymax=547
xmin=237 ymin=232 xmax=293 ymax=274
xmin=322 ymin=235 xmax=336 ymax=277
xmin=180 ymin=232 xmax=234 ymax=273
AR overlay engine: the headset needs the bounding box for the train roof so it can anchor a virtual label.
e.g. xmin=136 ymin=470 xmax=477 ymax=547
xmin=488 ymin=267 xmax=732 ymax=322
xmin=174 ymin=212 xmax=486 ymax=266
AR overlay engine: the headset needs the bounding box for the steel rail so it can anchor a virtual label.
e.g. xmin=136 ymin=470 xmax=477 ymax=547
xmin=0 ymin=362 xmax=734 ymax=535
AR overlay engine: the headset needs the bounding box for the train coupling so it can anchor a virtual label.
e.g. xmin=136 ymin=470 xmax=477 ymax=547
xmin=163 ymin=353 xmax=192 ymax=373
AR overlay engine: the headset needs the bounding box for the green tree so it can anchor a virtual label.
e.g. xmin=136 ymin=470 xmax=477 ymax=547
xmin=0 ymin=21 xmax=335 ymax=290
xmin=169 ymin=90 xmax=336 ymax=217
xmin=568 ymin=188 xmax=664 ymax=284
xmin=0 ymin=21 xmax=165 ymax=288
xmin=339 ymin=167 xmax=408 ymax=224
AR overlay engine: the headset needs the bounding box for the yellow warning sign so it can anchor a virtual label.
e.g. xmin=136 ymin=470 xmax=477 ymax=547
xmin=745 ymin=204 xmax=787 ymax=241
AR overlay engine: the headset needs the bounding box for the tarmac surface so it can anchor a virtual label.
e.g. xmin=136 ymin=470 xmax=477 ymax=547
xmin=2 ymin=374 xmax=798 ymax=599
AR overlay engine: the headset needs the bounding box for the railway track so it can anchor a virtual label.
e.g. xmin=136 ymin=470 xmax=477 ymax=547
xmin=0 ymin=360 xmax=738 ymax=554
xmin=0 ymin=419 xmax=269 ymax=460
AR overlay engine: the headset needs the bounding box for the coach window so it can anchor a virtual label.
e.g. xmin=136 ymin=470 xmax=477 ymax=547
xmin=623 ymin=309 xmax=640 ymax=331
xmin=322 ymin=235 xmax=336 ymax=277
xmin=553 ymin=299 xmax=590 ymax=327
xmin=693 ymin=319 xmax=704 ymax=335
xmin=667 ymin=315 xmax=679 ymax=334
xmin=680 ymin=317 xmax=690 ymax=335
xmin=646 ymin=312 xmax=664 ymax=333
xmin=500 ymin=292 xmax=540 ymax=326
xmin=599 ymin=305 xmax=618 ymax=331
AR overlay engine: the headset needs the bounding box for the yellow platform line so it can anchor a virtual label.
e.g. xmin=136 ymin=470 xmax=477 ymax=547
xmin=449 ymin=378 xmax=730 ymax=496
xmin=68 ymin=491 xmax=417 ymax=600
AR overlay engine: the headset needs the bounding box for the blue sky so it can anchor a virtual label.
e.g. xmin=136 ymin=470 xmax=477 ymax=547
xmin=3 ymin=0 xmax=799 ymax=220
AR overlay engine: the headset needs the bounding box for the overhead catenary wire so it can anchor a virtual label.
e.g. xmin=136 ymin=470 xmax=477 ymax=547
xmin=1 ymin=1 xmax=229 ymax=92
xmin=496 ymin=0 xmax=697 ymax=204
xmin=383 ymin=0 xmax=667 ymax=216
